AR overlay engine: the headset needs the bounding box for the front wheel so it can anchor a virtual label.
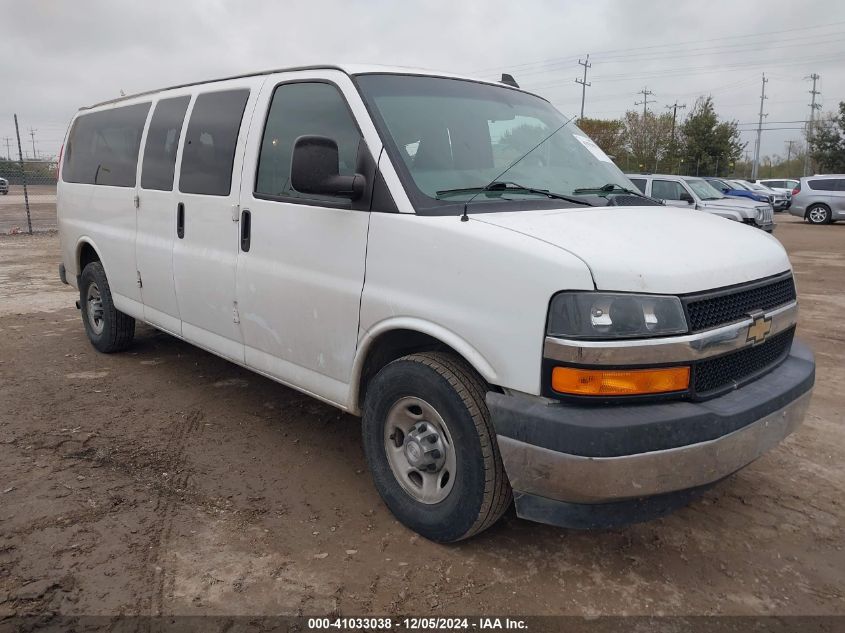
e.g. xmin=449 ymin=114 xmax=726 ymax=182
xmin=79 ymin=261 xmax=135 ymax=353
xmin=806 ymin=204 xmax=832 ymax=225
xmin=362 ymin=352 xmax=512 ymax=542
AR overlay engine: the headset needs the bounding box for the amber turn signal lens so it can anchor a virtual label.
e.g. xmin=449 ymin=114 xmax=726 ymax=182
xmin=551 ymin=366 xmax=690 ymax=396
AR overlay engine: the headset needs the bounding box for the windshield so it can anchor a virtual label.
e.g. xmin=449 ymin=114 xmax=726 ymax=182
xmin=728 ymin=180 xmax=750 ymax=190
xmin=684 ymin=178 xmax=723 ymax=200
xmin=356 ymin=74 xmax=634 ymax=213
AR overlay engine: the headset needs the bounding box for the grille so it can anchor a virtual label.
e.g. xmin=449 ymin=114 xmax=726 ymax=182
xmin=693 ymin=327 xmax=794 ymax=395
xmin=758 ymin=206 xmax=774 ymax=224
xmin=608 ymin=194 xmax=662 ymax=206
xmin=685 ymin=275 xmax=796 ymax=331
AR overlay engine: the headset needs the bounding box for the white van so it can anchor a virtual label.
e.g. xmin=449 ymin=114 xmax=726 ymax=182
xmin=57 ymin=65 xmax=814 ymax=542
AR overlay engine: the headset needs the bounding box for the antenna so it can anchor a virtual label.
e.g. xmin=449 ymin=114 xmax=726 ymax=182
xmin=500 ymin=74 xmax=519 ymax=88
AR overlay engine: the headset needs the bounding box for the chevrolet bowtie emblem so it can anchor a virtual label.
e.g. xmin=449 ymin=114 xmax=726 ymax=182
xmin=746 ymin=314 xmax=773 ymax=345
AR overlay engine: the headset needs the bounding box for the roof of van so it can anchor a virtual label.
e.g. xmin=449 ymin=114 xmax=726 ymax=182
xmin=79 ymin=63 xmax=544 ymax=110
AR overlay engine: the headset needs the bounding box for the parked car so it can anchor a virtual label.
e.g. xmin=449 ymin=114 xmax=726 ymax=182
xmin=57 ymin=65 xmax=813 ymax=541
xmin=629 ymin=174 xmax=774 ymax=231
xmin=0 ymin=177 xmax=8 ymax=195
xmin=757 ymin=178 xmax=799 ymax=205
xmin=738 ymin=180 xmax=789 ymax=211
xmin=788 ymin=175 xmax=845 ymax=224
xmin=704 ymin=177 xmax=770 ymax=204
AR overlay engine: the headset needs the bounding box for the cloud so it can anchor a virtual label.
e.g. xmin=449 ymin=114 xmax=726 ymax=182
xmin=2 ymin=0 xmax=843 ymax=161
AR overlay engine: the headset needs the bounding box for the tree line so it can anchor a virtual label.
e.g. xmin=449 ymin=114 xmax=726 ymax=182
xmin=577 ymin=97 xmax=845 ymax=178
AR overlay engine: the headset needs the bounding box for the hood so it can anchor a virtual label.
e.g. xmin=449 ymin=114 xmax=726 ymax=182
xmin=703 ymin=196 xmax=763 ymax=210
xmin=473 ymin=206 xmax=790 ymax=294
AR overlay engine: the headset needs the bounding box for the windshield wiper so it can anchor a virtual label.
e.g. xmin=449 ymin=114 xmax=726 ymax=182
xmin=438 ymin=181 xmax=592 ymax=206
xmin=572 ymin=183 xmax=647 ymax=197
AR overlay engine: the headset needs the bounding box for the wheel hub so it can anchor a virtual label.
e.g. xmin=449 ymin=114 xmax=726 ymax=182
xmin=86 ymin=282 xmax=105 ymax=335
xmin=383 ymin=396 xmax=457 ymax=504
xmin=403 ymin=422 xmax=446 ymax=472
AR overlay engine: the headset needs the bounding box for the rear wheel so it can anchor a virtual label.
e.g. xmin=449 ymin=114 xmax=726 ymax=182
xmin=362 ymin=352 xmax=511 ymax=542
xmin=806 ymin=204 xmax=832 ymax=225
xmin=79 ymin=262 xmax=135 ymax=353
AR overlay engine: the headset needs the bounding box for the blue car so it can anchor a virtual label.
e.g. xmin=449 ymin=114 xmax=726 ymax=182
xmin=704 ymin=177 xmax=770 ymax=204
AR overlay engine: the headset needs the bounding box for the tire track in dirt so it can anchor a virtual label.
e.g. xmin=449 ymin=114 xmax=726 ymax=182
xmin=136 ymin=408 xmax=204 ymax=621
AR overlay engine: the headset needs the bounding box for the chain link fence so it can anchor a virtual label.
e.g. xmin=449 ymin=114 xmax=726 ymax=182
xmin=0 ymin=159 xmax=58 ymax=234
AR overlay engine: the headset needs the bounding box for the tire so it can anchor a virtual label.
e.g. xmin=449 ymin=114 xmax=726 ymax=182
xmin=79 ymin=261 xmax=135 ymax=353
xmin=362 ymin=352 xmax=511 ymax=543
xmin=806 ymin=204 xmax=832 ymax=225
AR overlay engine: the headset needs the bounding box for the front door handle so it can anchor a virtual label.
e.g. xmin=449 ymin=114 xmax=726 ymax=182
xmin=240 ymin=209 xmax=251 ymax=252
xmin=176 ymin=202 xmax=185 ymax=239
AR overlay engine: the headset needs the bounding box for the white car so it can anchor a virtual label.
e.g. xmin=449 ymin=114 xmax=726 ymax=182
xmin=57 ymin=65 xmax=814 ymax=541
xmin=628 ymin=174 xmax=775 ymax=230
xmin=0 ymin=177 xmax=8 ymax=195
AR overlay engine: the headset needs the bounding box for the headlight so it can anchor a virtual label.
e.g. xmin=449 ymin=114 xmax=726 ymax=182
xmin=547 ymin=292 xmax=688 ymax=339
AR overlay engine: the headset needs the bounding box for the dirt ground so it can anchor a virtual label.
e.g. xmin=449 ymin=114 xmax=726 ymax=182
xmin=0 ymin=185 xmax=58 ymax=234
xmin=0 ymin=214 xmax=843 ymax=620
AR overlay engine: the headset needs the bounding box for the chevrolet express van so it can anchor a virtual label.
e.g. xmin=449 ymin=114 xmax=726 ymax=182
xmin=57 ymin=65 xmax=814 ymax=542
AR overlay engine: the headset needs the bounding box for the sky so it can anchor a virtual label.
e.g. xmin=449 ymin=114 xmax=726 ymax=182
xmin=2 ymin=0 xmax=844 ymax=164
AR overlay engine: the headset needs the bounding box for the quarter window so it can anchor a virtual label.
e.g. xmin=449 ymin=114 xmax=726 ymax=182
xmin=179 ymin=90 xmax=250 ymax=196
xmin=141 ymin=96 xmax=190 ymax=191
xmin=628 ymin=178 xmax=646 ymax=194
xmin=255 ymin=82 xmax=361 ymax=202
xmin=62 ymin=102 xmax=151 ymax=187
xmin=808 ymin=179 xmax=840 ymax=191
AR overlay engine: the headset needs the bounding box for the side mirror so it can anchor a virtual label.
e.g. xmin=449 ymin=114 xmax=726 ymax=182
xmin=679 ymin=192 xmax=694 ymax=204
xmin=290 ymin=135 xmax=365 ymax=200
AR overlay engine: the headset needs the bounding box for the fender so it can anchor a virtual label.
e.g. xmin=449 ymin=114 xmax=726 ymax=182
xmin=74 ymin=236 xmax=104 ymax=281
xmin=347 ymin=316 xmax=500 ymax=414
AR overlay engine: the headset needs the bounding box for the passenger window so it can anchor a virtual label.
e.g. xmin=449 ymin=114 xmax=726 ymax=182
xmin=628 ymin=178 xmax=646 ymax=194
xmin=255 ymin=82 xmax=362 ymax=201
xmin=652 ymin=180 xmax=685 ymax=200
xmin=179 ymin=90 xmax=250 ymax=196
xmin=141 ymin=96 xmax=190 ymax=191
xmin=62 ymin=102 xmax=151 ymax=187
xmin=808 ymin=179 xmax=838 ymax=192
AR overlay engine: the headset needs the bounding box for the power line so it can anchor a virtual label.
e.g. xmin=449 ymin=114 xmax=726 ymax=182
xmin=469 ymin=19 xmax=845 ymax=74
xmin=523 ymin=50 xmax=845 ymax=90
xmin=575 ymin=54 xmax=591 ymax=119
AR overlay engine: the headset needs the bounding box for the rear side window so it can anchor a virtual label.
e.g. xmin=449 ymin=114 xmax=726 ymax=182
xmin=62 ymin=102 xmax=150 ymax=186
xmin=255 ymin=82 xmax=362 ymax=201
xmin=179 ymin=89 xmax=250 ymax=196
xmin=628 ymin=178 xmax=646 ymax=194
xmin=141 ymin=96 xmax=190 ymax=191
xmin=652 ymin=179 xmax=686 ymax=201
xmin=808 ymin=179 xmax=841 ymax=191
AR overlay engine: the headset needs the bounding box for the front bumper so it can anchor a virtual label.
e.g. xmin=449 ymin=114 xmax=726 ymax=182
xmin=487 ymin=340 xmax=814 ymax=528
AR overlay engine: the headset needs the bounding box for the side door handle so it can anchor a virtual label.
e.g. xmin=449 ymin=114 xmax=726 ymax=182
xmin=177 ymin=202 xmax=185 ymax=239
xmin=240 ymin=209 xmax=251 ymax=252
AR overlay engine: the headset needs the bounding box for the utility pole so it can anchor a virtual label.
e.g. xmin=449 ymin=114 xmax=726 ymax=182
xmin=635 ymin=87 xmax=656 ymax=118
xmin=28 ymin=128 xmax=38 ymax=160
xmin=14 ymin=115 xmax=33 ymax=235
xmin=751 ymin=73 xmax=768 ymax=180
xmin=575 ymin=54 xmax=591 ymax=120
xmin=665 ymin=101 xmax=687 ymax=143
xmin=786 ymin=140 xmax=796 ymax=167
xmin=803 ymin=73 xmax=820 ymax=177
xmin=2 ymin=137 xmax=13 ymax=161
